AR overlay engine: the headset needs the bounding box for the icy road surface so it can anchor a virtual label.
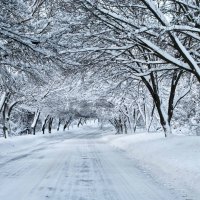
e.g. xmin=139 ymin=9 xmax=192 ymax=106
xmin=0 ymin=128 xmax=180 ymax=200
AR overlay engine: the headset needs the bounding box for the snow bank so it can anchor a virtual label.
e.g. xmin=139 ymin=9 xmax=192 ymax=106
xmin=0 ymin=135 xmax=47 ymax=157
xmin=102 ymin=132 xmax=200 ymax=199
xmin=0 ymin=120 xmax=100 ymax=156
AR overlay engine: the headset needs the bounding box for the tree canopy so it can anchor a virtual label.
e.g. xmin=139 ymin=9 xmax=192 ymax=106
xmin=0 ymin=0 xmax=199 ymax=138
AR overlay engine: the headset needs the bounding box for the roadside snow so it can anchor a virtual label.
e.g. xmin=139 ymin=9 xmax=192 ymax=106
xmin=0 ymin=121 xmax=101 ymax=157
xmin=1 ymin=123 xmax=199 ymax=200
xmin=0 ymin=135 xmax=46 ymax=157
xmin=102 ymin=132 xmax=200 ymax=199
xmin=0 ymin=125 xmax=181 ymax=200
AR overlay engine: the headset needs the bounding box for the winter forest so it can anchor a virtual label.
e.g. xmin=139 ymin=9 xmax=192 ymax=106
xmin=1 ymin=0 xmax=200 ymax=200
xmin=1 ymin=0 xmax=199 ymax=138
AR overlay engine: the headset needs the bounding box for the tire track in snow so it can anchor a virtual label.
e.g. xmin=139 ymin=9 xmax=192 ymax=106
xmin=0 ymin=130 xmax=184 ymax=200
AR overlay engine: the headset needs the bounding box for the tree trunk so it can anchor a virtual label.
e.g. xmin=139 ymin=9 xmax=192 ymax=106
xmin=2 ymin=102 xmax=8 ymax=139
xmin=42 ymin=115 xmax=49 ymax=134
xmin=0 ymin=92 xmax=8 ymax=113
xmin=141 ymin=72 xmax=173 ymax=137
xmin=124 ymin=120 xmax=128 ymax=134
xmin=63 ymin=117 xmax=72 ymax=131
xmin=48 ymin=117 xmax=53 ymax=133
xmin=63 ymin=121 xmax=67 ymax=131
xmin=57 ymin=118 xmax=61 ymax=131
xmin=1 ymin=93 xmax=12 ymax=138
xmin=31 ymin=110 xmax=40 ymax=135
xmin=155 ymin=102 xmax=171 ymax=137
xmin=77 ymin=118 xmax=82 ymax=127
xmin=148 ymin=103 xmax=155 ymax=132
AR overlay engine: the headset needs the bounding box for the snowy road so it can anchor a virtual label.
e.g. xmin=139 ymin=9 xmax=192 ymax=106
xmin=0 ymin=128 xmax=180 ymax=200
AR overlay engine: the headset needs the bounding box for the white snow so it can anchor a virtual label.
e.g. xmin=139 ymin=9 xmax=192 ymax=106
xmin=0 ymin=124 xmax=199 ymax=200
xmin=31 ymin=110 xmax=40 ymax=128
xmin=102 ymin=131 xmax=200 ymax=200
xmin=0 ymin=92 xmax=7 ymax=112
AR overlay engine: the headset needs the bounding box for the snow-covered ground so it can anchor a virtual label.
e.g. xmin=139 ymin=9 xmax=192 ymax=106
xmin=0 ymin=123 xmax=199 ymax=200
xmin=102 ymin=131 xmax=200 ymax=200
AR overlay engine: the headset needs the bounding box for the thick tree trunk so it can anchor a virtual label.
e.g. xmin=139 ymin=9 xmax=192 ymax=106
xmin=168 ymin=70 xmax=183 ymax=125
xmin=155 ymin=102 xmax=172 ymax=137
xmin=141 ymin=71 xmax=174 ymax=137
